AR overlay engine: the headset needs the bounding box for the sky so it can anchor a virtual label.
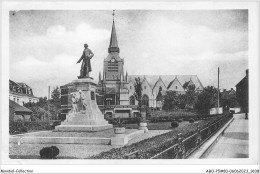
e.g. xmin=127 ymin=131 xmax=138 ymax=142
xmin=9 ymin=10 xmax=248 ymax=97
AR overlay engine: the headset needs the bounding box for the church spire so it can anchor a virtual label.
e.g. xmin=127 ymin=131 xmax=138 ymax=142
xmin=108 ymin=10 xmax=120 ymax=53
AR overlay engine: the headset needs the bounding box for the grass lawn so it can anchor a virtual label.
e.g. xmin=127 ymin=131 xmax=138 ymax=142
xmin=125 ymin=121 xmax=192 ymax=130
xmin=151 ymin=110 xmax=197 ymax=118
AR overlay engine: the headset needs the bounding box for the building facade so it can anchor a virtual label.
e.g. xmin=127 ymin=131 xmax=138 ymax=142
xmin=95 ymin=18 xmax=204 ymax=117
xmin=9 ymin=80 xmax=39 ymax=106
xmin=236 ymin=69 xmax=249 ymax=113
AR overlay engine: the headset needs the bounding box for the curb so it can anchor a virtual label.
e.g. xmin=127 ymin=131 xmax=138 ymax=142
xmin=188 ymin=117 xmax=234 ymax=159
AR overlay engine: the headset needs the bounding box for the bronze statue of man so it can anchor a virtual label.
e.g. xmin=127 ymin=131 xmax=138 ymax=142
xmin=77 ymin=44 xmax=94 ymax=78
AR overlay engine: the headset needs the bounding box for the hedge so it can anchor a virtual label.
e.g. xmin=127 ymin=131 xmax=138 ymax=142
xmin=149 ymin=114 xmax=224 ymax=123
xmin=105 ymin=117 xmax=139 ymax=125
xmin=89 ymin=113 xmax=232 ymax=159
xmin=9 ymin=120 xmax=61 ymax=135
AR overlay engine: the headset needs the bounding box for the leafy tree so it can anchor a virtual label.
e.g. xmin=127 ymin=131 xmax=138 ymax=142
xmin=38 ymin=97 xmax=48 ymax=107
xmin=49 ymin=86 xmax=61 ymax=120
xmin=183 ymin=82 xmax=195 ymax=91
xmin=51 ymin=86 xmax=61 ymax=103
xmin=134 ymin=77 xmax=144 ymax=121
xmin=195 ymin=86 xmax=219 ymax=113
xmin=24 ymin=89 xmax=61 ymax=121
xmin=183 ymin=81 xmax=189 ymax=90
xmin=184 ymin=87 xmax=197 ymax=108
xmin=162 ymin=90 xmax=178 ymax=110
xmin=134 ymin=77 xmax=143 ymax=110
xmin=175 ymin=94 xmax=185 ymax=109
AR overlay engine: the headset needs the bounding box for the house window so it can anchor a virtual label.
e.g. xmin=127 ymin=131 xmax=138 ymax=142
xmin=13 ymin=98 xmax=16 ymax=102
xmin=106 ymin=98 xmax=112 ymax=106
xmin=176 ymin=86 xmax=177 ymax=90
xmin=91 ymin=91 xmax=95 ymax=100
xmin=17 ymin=99 xmax=19 ymax=103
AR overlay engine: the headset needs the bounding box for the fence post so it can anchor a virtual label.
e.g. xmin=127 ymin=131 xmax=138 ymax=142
xmin=177 ymin=137 xmax=185 ymax=159
xmin=207 ymin=123 xmax=211 ymax=136
xmin=177 ymin=133 xmax=182 ymax=139
xmin=196 ymin=125 xmax=201 ymax=147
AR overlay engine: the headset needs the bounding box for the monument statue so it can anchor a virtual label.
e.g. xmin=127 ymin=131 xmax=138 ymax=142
xmin=55 ymin=43 xmax=112 ymax=132
xmin=77 ymin=43 xmax=94 ymax=78
xmin=71 ymin=93 xmax=78 ymax=113
xmin=79 ymin=90 xmax=88 ymax=111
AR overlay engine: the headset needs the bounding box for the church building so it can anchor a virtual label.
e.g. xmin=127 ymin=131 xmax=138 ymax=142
xmin=95 ymin=16 xmax=204 ymax=118
xmin=60 ymin=14 xmax=204 ymax=119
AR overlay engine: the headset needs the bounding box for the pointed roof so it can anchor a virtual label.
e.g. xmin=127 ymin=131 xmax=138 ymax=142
xmin=108 ymin=20 xmax=120 ymax=53
xmin=9 ymin=100 xmax=33 ymax=114
xmin=128 ymin=75 xmax=204 ymax=91
xmin=187 ymin=79 xmax=195 ymax=87
xmin=153 ymin=76 xmax=167 ymax=91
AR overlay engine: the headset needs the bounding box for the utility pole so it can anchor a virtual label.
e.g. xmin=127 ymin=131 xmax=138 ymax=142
xmin=218 ymin=67 xmax=220 ymax=114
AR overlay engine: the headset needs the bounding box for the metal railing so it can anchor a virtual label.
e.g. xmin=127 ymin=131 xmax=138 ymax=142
xmin=150 ymin=114 xmax=232 ymax=159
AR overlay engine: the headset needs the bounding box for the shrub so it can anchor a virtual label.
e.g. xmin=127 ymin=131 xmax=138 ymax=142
xmin=119 ymin=117 xmax=139 ymax=124
xmin=178 ymin=119 xmax=183 ymax=123
xmin=113 ymin=118 xmax=124 ymax=128
xmin=20 ymin=126 xmax=28 ymax=133
xmin=189 ymin=119 xmax=195 ymax=123
xmin=171 ymin=121 xmax=179 ymax=128
xmin=40 ymin=146 xmax=59 ymax=159
xmin=9 ymin=121 xmax=54 ymax=135
xmin=51 ymin=121 xmax=61 ymax=129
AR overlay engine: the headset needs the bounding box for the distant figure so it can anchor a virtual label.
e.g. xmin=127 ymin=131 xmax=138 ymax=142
xmin=71 ymin=93 xmax=78 ymax=113
xmin=76 ymin=44 xmax=94 ymax=78
xmin=79 ymin=90 xmax=88 ymax=111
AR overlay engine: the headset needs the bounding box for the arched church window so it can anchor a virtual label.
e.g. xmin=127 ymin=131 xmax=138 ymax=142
xmin=141 ymin=95 xmax=149 ymax=107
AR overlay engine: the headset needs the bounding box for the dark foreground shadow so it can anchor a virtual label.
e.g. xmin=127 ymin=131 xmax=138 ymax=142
xmin=9 ymin=155 xmax=78 ymax=159
xmin=235 ymin=153 xmax=249 ymax=158
xmin=223 ymin=132 xmax=248 ymax=140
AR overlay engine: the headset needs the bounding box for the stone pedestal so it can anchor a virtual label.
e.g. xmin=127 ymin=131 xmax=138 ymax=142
xmin=55 ymin=77 xmax=113 ymax=132
xmin=111 ymin=127 xmax=127 ymax=146
xmin=139 ymin=122 xmax=148 ymax=133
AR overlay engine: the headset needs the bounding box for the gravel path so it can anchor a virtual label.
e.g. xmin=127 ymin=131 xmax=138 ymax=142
xmin=13 ymin=129 xmax=136 ymax=138
xmin=9 ymin=143 xmax=114 ymax=159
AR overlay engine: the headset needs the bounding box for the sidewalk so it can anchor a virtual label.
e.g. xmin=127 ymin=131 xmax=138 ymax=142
xmin=203 ymin=113 xmax=248 ymax=158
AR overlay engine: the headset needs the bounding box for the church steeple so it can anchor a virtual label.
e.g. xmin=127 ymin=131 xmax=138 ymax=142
xmin=108 ymin=11 xmax=120 ymax=53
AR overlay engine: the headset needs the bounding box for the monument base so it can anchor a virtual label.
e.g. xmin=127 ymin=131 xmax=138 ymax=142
xmin=55 ymin=124 xmax=113 ymax=132
xmin=55 ymin=77 xmax=113 ymax=132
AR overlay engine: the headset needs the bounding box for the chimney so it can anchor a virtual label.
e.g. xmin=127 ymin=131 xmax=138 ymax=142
xmin=246 ymin=69 xmax=248 ymax=77
xmin=223 ymin=89 xmax=226 ymax=92
xmin=231 ymin=88 xmax=233 ymax=91
xmin=48 ymin=86 xmax=50 ymax=100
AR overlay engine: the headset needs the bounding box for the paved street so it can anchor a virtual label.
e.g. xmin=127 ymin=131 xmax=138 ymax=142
xmin=204 ymin=113 xmax=248 ymax=158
